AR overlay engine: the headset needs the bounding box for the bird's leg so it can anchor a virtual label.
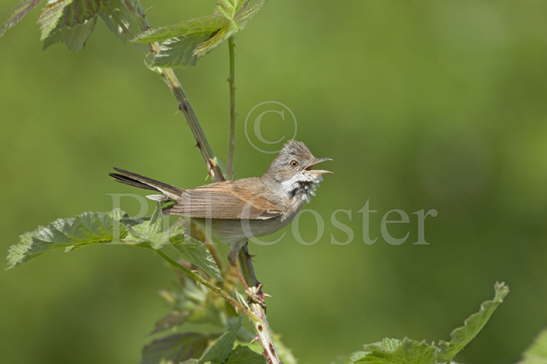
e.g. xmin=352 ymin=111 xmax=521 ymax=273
xmin=238 ymin=242 xmax=269 ymax=309
xmin=226 ymin=240 xmax=252 ymax=292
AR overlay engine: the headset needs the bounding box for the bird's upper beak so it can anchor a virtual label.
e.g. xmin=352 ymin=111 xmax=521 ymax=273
xmin=305 ymin=157 xmax=333 ymax=175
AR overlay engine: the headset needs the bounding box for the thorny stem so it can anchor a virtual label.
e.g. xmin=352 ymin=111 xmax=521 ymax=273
xmin=130 ymin=3 xmax=225 ymax=182
xmin=226 ymin=36 xmax=237 ymax=180
xmin=129 ymin=6 xmax=282 ymax=363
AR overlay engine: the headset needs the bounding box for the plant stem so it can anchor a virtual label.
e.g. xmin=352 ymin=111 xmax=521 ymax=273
xmin=226 ymin=36 xmax=237 ymax=180
xmin=131 ymin=4 xmax=225 ymax=182
xmin=248 ymin=286 xmax=282 ymax=364
xmin=239 ymin=243 xmax=282 ymax=364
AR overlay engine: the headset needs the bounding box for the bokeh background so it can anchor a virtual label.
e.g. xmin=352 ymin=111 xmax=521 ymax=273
xmin=1 ymin=1 xmax=546 ymax=363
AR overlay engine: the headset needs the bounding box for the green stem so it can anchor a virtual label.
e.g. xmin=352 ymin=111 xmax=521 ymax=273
xmin=226 ymin=36 xmax=237 ymax=180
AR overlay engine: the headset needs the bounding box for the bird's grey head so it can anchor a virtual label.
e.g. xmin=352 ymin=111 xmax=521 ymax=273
xmin=264 ymin=140 xmax=332 ymax=200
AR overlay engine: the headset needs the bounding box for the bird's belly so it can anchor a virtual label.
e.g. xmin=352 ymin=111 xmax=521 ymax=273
xmin=196 ymin=215 xmax=295 ymax=244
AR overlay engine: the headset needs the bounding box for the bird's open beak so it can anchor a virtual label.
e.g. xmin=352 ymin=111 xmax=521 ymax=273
xmin=305 ymin=157 xmax=333 ymax=175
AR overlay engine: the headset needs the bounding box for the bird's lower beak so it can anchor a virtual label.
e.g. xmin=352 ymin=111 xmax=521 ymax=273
xmin=306 ymin=157 xmax=333 ymax=174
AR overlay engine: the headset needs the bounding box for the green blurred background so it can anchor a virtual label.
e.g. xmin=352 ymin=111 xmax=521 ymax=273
xmin=1 ymin=0 xmax=546 ymax=363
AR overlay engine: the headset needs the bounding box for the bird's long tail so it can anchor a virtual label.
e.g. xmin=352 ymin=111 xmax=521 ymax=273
xmin=109 ymin=167 xmax=182 ymax=200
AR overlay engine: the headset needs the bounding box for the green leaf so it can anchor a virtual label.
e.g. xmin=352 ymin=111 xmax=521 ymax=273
xmin=134 ymin=0 xmax=266 ymax=67
xmin=6 ymin=209 xmax=127 ymax=269
xmin=225 ymin=345 xmax=266 ymax=364
xmin=353 ymin=338 xmax=436 ymax=364
xmin=134 ymin=16 xmax=225 ymax=43
xmin=152 ymin=276 xmax=225 ymax=334
xmin=141 ymin=332 xmax=210 ymax=364
xmin=99 ymin=0 xmax=144 ymax=40
xmin=42 ymin=16 xmax=97 ymax=51
xmin=152 ymin=310 xmax=189 ymax=334
xmin=38 ymin=0 xmax=97 ymax=48
xmin=437 ymin=282 xmax=510 ymax=362
xmin=147 ymin=32 xmax=214 ymax=67
xmin=36 ymin=0 xmax=144 ymax=50
xmin=520 ymin=329 xmax=547 ymax=364
xmin=172 ymin=238 xmax=222 ymax=281
xmin=199 ymin=330 xmax=237 ymax=364
xmin=0 ymin=0 xmax=44 ymax=38
xmin=124 ymin=204 xmax=182 ymax=250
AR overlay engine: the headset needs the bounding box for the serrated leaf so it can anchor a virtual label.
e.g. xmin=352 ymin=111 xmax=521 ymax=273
xmin=225 ymin=345 xmax=266 ymax=364
xmin=38 ymin=0 xmax=73 ymax=40
xmin=437 ymin=282 xmax=510 ymax=362
xmin=152 ymin=310 xmax=190 ymax=335
xmin=36 ymin=0 xmax=144 ymax=49
xmin=520 ymin=329 xmax=547 ymax=364
xmin=42 ymin=16 xmax=97 ymax=50
xmin=172 ymin=238 xmax=221 ymax=280
xmin=6 ymin=209 xmax=127 ymax=269
xmin=0 ymin=0 xmax=44 ymax=38
xmin=124 ymin=203 xmax=184 ymax=250
xmin=134 ymin=0 xmax=266 ymax=67
xmin=199 ymin=330 xmax=237 ymax=364
xmin=99 ymin=0 xmax=144 ymax=40
xmin=141 ymin=332 xmax=210 ymax=364
xmin=354 ymin=338 xmax=436 ymax=364
xmin=152 ymin=276 xmax=225 ymax=335
xmin=148 ymin=33 xmax=213 ymax=67
xmin=134 ymin=16 xmax=225 ymax=43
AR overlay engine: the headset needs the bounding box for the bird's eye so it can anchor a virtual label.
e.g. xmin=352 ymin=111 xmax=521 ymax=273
xmin=289 ymin=159 xmax=299 ymax=168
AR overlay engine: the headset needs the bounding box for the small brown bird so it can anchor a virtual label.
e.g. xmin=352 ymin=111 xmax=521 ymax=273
xmin=110 ymin=140 xmax=331 ymax=262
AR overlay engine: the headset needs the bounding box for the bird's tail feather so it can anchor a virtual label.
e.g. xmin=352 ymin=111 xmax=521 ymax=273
xmin=109 ymin=167 xmax=182 ymax=200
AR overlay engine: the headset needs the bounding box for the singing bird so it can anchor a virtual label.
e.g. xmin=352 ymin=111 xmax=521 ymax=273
xmin=110 ymin=140 xmax=331 ymax=262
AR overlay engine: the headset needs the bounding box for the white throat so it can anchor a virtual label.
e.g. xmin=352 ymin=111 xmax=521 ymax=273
xmin=280 ymin=172 xmax=323 ymax=203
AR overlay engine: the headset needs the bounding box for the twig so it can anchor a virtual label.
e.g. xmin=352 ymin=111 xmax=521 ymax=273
xmin=226 ymin=36 xmax=237 ymax=180
xmin=248 ymin=286 xmax=281 ymax=364
xmin=129 ymin=3 xmax=225 ymax=182
xmin=240 ymin=243 xmax=282 ymax=364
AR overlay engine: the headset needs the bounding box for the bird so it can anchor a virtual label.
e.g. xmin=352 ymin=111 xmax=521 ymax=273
xmin=110 ymin=140 xmax=331 ymax=263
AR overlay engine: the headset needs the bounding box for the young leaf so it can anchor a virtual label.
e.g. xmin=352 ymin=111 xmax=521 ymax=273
xmin=519 ymin=329 xmax=547 ymax=364
xmin=437 ymin=282 xmax=510 ymax=362
xmin=172 ymin=238 xmax=222 ymax=281
xmin=133 ymin=0 xmax=266 ymax=67
xmin=134 ymin=16 xmax=226 ymax=43
xmin=35 ymin=0 xmax=144 ymax=50
xmin=141 ymin=332 xmax=210 ymax=364
xmin=225 ymin=345 xmax=266 ymax=364
xmin=353 ymin=338 xmax=437 ymax=364
xmin=152 ymin=278 xmax=224 ymax=334
xmin=42 ymin=16 xmax=97 ymax=51
xmin=99 ymin=0 xmax=144 ymax=40
xmin=148 ymin=33 xmax=214 ymax=67
xmin=6 ymin=209 xmax=127 ymax=269
xmin=152 ymin=310 xmax=189 ymax=335
xmin=0 ymin=0 xmax=44 ymax=38
xmin=124 ymin=204 xmax=183 ymax=250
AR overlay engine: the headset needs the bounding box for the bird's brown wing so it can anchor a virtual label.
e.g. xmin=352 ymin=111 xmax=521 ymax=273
xmin=164 ymin=178 xmax=283 ymax=220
